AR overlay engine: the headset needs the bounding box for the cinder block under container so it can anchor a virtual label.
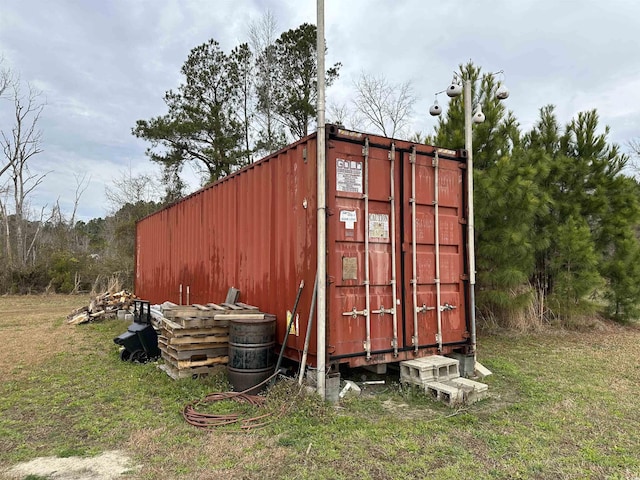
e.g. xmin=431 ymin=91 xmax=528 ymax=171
xmin=400 ymin=355 xmax=488 ymax=406
xmin=400 ymin=355 xmax=460 ymax=385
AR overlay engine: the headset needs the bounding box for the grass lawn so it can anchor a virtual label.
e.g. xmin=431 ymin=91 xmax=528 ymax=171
xmin=0 ymin=295 xmax=639 ymax=479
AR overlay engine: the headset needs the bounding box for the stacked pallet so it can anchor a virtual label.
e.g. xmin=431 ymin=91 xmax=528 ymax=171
xmin=157 ymin=302 xmax=261 ymax=380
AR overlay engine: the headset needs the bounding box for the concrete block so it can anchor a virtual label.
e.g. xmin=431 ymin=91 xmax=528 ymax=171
xmin=400 ymin=359 xmax=437 ymax=385
xmin=446 ymin=377 xmax=489 ymax=404
xmin=400 ymin=355 xmax=459 ymax=386
xmin=474 ymin=361 xmax=493 ymax=379
xmin=325 ymin=373 xmax=341 ymax=404
xmin=449 ymin=377 xmax=489 ymax=393
xmin=424 ymin=381 xmax=464 ymax=407
xmin=339 ymin=380 xmax=361 ymax=399
xmin=446 ymin=352 xmax=475 ymax=378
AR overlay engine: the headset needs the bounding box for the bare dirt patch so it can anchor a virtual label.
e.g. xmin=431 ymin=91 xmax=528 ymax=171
xmin=4 ymin=450 xmax=138 ymax=479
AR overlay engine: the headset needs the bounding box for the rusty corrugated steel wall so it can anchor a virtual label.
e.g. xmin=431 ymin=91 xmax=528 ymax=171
xmin=136 ymin=126 xmax=471 ymax=368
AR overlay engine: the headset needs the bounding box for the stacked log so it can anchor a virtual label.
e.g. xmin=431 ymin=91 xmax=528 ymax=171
xmin=67 ymin=290 xmax=137 ymax=325
xmin=157 ymin=302 xmax=263 ymax=380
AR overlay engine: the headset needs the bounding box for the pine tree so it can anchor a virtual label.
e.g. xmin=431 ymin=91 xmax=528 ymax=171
xmin=525 ymin=107 xmax=640 ymax=322
xmin=132 ymin=39 xmax=245 ymax=184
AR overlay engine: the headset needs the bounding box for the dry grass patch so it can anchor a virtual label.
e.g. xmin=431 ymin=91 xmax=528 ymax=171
xmin=0 ymin=294 xmax=90 ymax=381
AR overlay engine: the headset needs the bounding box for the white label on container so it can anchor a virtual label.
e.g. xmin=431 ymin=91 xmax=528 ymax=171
xmin=340 ymin=210 xmax=356 ymax=230
xmin=336 ymin=159 xmax=363 ymax=193
xmin=369 ymin=213 xmax=389 ymax=239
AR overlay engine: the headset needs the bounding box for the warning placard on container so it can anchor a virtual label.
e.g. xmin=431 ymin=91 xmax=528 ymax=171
xmin=369 ymin=213 xmax=389 ymax=239
xmin=336 ymin=159 xmax=363 ymax=193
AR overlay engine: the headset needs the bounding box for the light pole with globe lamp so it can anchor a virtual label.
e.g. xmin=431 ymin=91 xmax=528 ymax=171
xmin=429 ymin=70 xmax=508 ymax=360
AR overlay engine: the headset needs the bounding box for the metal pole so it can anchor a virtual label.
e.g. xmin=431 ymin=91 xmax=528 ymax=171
xmin=273 ymin=280 xmax=305 ymax=385
xmin=298 ymin=273 xmax=318 ymax=384
xmin=410 ymin=147 xmax=419 ymax=353
xmin=433 ymin=152 xmax=443 ymax=352
xmin=316 ymin=0 xmax=327 ymax=400
xmin=363 ymin=138 xmax=371 ymax=360
xmin=464 ymin=79 xmax=477 ymax=356
xmin=389 ymin=143 xmax=399 ymax=356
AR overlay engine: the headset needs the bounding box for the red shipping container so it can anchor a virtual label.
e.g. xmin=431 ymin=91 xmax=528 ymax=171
xmin=135 ymin=126 xmax=472 ymax=368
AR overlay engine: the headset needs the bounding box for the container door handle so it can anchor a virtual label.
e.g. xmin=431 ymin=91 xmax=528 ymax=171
xmin=372 ymin=305 xmax=395 ymax=316
xmin=416 ymin=303 xmax=435 ymax=314
xmin=439 ymin=303 xmax=456 ymax=312
xmin=342 ymin=307 xmax=368 ymax=319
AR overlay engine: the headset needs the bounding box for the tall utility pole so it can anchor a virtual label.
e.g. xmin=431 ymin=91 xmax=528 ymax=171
xmin=463 ymin=79 xmax=477 ymax=357
xmin=316 ymin=0 xmax=327 ymax=400
xmin=430 ymin=69 xmax=508 ymax=360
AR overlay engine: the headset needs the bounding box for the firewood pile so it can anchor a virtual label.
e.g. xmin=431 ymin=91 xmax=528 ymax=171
xmin=67 ymin=290 xmax=138 ymax=325
xmin=158 ymin=302 xmax=265 ymax=380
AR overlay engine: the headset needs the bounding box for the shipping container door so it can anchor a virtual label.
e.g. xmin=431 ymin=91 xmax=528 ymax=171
xmin=327 ymin=138 xmax=402 ymax=361
xmin=401 ymin=148 xmax=468 ymax=351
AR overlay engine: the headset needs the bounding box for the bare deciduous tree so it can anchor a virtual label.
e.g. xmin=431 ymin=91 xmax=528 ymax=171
xmin=0 ymin=81 xmax=48 ymax=267
xmin=70 ymin=172 xmax=91 ymax=226
xmin=327 ymin=100 xmax=369 ymax=132
xmin=1 ymin=60 xmax=15 ymax=178
xmin=249 ymin=10 xmax=285 ymax=154
xmin=353 ymin=72 xmax=416 ymax=138
xmin=0 ymin=57 xmax=10 ymax=99
xmin=627 ymin=138 xmax=640 ymax=174
xmin=105 ymin=167 xmax=161 ymax=214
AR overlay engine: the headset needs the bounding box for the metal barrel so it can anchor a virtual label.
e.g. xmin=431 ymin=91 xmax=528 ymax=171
xmin=227 ymin=315 xmax=276 ymax=393
xmin=227 ymin=366 xmax=274 ymax=395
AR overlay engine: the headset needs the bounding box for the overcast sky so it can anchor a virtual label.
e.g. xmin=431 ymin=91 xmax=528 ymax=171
xmin=1 ymin=0 xmax=639 ymax=221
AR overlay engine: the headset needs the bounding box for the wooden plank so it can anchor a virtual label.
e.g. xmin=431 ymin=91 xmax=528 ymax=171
xmin=163 ymin=306 xmax=218 ymax=319
xmin=161 ymin=317 xmax=184 ymax=330
xmin=160 ymin=344 xmax=228 ymax=361
xmin=211 ymin=313 xmax=268 ymax=321
xmin=176 ymin=356 xmax=228 ymax=369
xmin=176 ymin=317 xmax=230 ymax=328
xmin=192 ymin=304 xmax=211 ymax=311
xmin=205 ymin=303 xmax=227 ymax=311
xmin=161 ymin=323 xmax=228 ymax=337
xmin=168 ymin=335 xmax=229 ymax=345
xmin=235 ymin=302 xmax=260 ymax=310
xmin=162 ymin=341 xmax=228 ymax=351
xmin=225 ymin=287 xmax=240 ymax=304
xmin=163 ymin=355 xmax=228 ymax=369
xmin=68 ymin=312 xmax=90 ymax=325
xmin=220 ymin=302 xmax=243 ymax=310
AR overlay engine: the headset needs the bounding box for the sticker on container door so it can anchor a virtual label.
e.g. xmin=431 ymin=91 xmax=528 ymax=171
xmin=369 ymin=213 xmax=389 ymax=239
xmin=336 ymin=159 xmax=363 ymax=193
xmin=340 ymin=210 xmax=357 ymax=230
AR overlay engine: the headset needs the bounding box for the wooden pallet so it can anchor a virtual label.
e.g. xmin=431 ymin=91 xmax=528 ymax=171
xmin=160 ymin=343 xmax=228 ymax=361
xmin=161 ymin=318 xmax=228 ymax=336
xmin=162 ymin=353 xmax=229 ymax=369
xmin=158 ymin=301 xmax=268 ymax=380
